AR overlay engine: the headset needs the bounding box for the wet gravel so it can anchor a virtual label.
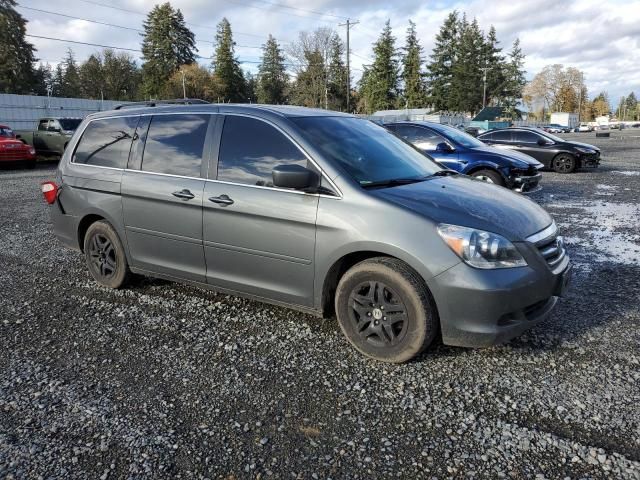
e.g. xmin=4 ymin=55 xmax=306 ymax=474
xmin=1 ymin=133 xmax=639 ymax=479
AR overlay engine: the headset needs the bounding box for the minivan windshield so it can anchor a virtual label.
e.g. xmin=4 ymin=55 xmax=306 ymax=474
xmin=292 ymin=117 xmax=442 ymax=186
xmin=0 ymin=127 xmax=14 ymax=138
xmin=429 ymin=123 xmax=486 ymax=149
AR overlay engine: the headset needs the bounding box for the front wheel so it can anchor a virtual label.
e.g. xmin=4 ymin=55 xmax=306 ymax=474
xmin=83 ymin=220 xmax=130 ymax=288
xmin=335 ymin=257 xmax=438 ymax=363
xmin=552 ymin=154 xmax=576 ymax=173
xmin=470 ymin=169 xmax=505 ymax=186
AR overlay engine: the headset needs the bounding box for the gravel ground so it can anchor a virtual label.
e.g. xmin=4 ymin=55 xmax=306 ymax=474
xmin=1 ymin=133 xmax=639 ymax=479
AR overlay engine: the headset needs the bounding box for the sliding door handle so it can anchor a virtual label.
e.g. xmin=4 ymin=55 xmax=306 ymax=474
xmin=172 ymin=189 xmax=195 ymax=200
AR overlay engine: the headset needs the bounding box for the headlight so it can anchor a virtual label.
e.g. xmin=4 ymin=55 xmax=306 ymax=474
xmin=575 ymin=147 xmax=595 ymax=154
xmin=437 ymin=224 xmax=527 ymax=269
xmin=29 ymin=147 xmax=36 ymax=155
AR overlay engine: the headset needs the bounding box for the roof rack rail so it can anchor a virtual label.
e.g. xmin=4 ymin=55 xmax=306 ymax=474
xmin=113 ymin=99 xmax=210 ymax=110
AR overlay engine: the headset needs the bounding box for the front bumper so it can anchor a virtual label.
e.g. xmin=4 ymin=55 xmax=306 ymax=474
xmin=578 ymin=151 xmax=600 ymax=168
xmin=511 ymin=172 xmax=542 ymax=193
xmin=429 ymin=241 xmax=571 ymax=348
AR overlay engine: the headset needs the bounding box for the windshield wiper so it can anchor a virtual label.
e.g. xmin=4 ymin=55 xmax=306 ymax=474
xmin=430 ymin=169 xmax=459 ymax=177
xmin=361 ymin=176 xmax=429 ymax=189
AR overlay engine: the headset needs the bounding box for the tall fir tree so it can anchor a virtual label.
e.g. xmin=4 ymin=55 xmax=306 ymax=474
xmin=212 ymin=18 xmax=247 ymax=102
xmin=502 ymin=38 xmax=526 ymax=115
xmin=426 ymin=11 xmax=459 ymax=111
xmin=257 ymin=34 xmax=288 ymax=104
xmin=0 ymin=0 xmax=37 ymax=93
xmin=79 ymin=54 xmax=104 ymax=99
xmin=482 ymin=25 xmax=505 ymax=106
xmin=141 ymin=2 xmax=196 ymax=98
xmin=59 ymin=49 xmax=81 ymax=98
xmin=32 ymin=63 xmax=53 ymax=96
xmin=291 ymin=49 xmax=326 ymax=108
xmin=327 ymin=34 xmax=348 ymax=111
xmin=359 ymin=20 xmax=399 ymax=114
xmin=450 ymin=16 xmax=484 ymax=113
xmin=401 ymin=21 xmax=427 ymax=109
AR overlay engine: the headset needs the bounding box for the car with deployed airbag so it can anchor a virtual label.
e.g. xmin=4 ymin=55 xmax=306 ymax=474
xmin=43 ymin=102 xmax=571 ymax=363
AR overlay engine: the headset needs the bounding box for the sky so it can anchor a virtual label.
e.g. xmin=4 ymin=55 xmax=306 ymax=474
xmin=18 ymin=0 xmax=640 ymax=105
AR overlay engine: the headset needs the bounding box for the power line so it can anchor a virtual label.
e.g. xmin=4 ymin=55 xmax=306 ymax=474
xmin=18 ymin=4 xmax=265 ymax=49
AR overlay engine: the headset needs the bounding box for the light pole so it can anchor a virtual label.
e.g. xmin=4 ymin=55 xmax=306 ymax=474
xmin=181 ymin=70 xmax=187 ymax=99
xmin=480 ymin=67 xmax=490 ymax=110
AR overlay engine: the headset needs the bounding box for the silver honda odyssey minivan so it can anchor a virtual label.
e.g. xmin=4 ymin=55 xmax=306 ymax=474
xmin=44 ymin=103 xmax=571 ymax=363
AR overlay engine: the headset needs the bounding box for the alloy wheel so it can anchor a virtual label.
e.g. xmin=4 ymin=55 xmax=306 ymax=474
xmin=88 ymin=233 xmax=117 ymax=279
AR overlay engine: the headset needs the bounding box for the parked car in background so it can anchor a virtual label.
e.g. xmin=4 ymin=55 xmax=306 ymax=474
xmin=543 ymin=124 xmax=571 ymax=134
xmin=43 ymin=103 xmax=571 ymax=363
xmin=385 ymin=121 xmax=543 ymax=192
xmin=15 ymin=117 xmax=82 ymax=157
xmin=575 ymin=123 xmax=592 ymax=132
xmin=0 ymin=124 xmax=36 ymax=168
xmin=478 ymin=127 xmax=601 ymax=173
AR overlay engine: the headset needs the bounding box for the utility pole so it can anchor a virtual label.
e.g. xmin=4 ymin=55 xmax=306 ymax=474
xmin=181 ymin=70 xmax=187 ymax=99
xmin=480 ymin=67 xmax=490 ymax=110
xmin=339 ymin=18 xmax=359 ymax=113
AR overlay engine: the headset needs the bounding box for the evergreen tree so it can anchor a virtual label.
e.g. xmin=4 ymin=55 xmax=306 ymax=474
xmin=0 ymin=0 xmax=37 ymax=93
xmin=59 ymin=49 xmax=81 ymax=98
xmin=102 ymin=50 xmax=141 ymax=101
xmin=327 ymin=34 xmax=348 ymax=111
xmin=359 ymin=20 xmax=399 ymax=114
xmin=502 ymin=38 xmax=526 ymax=115
xmin=141 ymin=2 xmax=196 ymax=98
xmin=52 ymin=64 xmax=64 ymax=97
xmin=257 ymin=34 xmax=288 ymax=104
xmin=79 ymin=54 xmax=104 ymax=99
xmin=624 ymin=92 xmax=637 ymax=120
xmin=212 ymin=18 xmax=247 ymax=102
xmin=401 ymin=21 xmax=427 ymax=109
xmin=32 ymin=63 xmax=53 ymax=96
xmin=450 ymin=17 xmax=484 ymax=113
xmin=482 ymin=25 xmax=505 ymax=106
xmin=291 ymin=49 xmax=326 ymax=108
xmin=426 ymin=11 xmax=459 ymax=111
xmin=245 ymin=72 xmax=258 ymax=103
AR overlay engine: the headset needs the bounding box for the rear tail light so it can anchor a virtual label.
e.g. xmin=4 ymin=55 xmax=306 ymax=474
xmin=41 ymin=181 xmax=58 ymax=204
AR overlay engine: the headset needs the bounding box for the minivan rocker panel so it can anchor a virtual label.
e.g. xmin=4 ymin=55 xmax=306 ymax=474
xmin=46 ymin=103 xmax=570 ymax=363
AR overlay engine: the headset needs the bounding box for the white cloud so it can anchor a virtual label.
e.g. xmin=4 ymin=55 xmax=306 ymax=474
xmin=19 ymin=0 xmax=640 ymax=101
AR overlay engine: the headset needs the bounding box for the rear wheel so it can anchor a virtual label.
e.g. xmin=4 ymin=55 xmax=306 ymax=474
xmin=470 ymin=169 xmax=505 ymax=186
xmin=83 ymin=221 xmax=130 ymax=289
xmin=335 ymin=257 xmax=438 ymax=363
xmin=552 ymin=154 xmax=576 ymax=173
xmin=24 ymin=159 xmax=36 ymax=169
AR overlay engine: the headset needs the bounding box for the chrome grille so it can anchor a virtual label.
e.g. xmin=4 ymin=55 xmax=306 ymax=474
xmin=526 ymin=223 xmax=567 ymax=269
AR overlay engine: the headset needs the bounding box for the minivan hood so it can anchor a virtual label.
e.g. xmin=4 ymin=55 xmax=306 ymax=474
xmin=471 ymin=145 xmax=542 ymax=167
xmin=372 ymin=175 xmax=552 ymax=241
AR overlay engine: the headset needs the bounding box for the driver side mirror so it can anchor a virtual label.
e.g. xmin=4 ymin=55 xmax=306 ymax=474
xmin=537 ymin=138 xmax=550 ymax=146
xmin=48 ymin=126 xmax=61 ymax=133
xmin=435 ymin=142 xmax=454 ymax=153
xmin=272 ymin=164 xmax=319 ymax=191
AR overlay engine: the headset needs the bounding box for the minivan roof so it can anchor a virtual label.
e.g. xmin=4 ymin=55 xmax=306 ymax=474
xmin=88 ymin=103 xmax=353 ymax=120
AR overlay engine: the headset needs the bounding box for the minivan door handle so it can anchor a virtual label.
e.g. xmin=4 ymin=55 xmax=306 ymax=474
xmin=172 ymin=189 xmax=195 ymax=200
xmin=208 ymin=194 xmax=234 ymax=206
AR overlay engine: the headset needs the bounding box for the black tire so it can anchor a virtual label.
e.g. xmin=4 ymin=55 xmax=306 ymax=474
xmin=24 ymin=159 xmax=36 ymax=169
xmin=470 ymin=169 xmax=505 ymax=186
xmin=83 ymin=220 xmax=130 ymax=289
xmin=552 ymin=154 xmax=576 ymax=173
xmin=335 ymin=257 xmax=438 ymax=363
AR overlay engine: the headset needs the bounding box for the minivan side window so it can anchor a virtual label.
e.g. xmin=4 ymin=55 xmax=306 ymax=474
xmin=217 ymin=115 xmax=307 ymax=187
xmin=73 ymin=117 xmax=138 ymax=168
xmin=141 ymin=114 xmax=209 ymax=178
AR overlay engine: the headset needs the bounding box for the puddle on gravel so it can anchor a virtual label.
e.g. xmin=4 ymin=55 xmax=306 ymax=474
xmin=549 ymin=200 xmax=640 ymax=266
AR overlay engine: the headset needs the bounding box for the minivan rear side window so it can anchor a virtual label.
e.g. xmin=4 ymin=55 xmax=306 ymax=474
xmin=217 ymin=115 xmax=307 ymax=187
xmin=73 ymin=117 xmax=138 ymax=168
xmin=141 ymin=114 xmax=209 ymax=178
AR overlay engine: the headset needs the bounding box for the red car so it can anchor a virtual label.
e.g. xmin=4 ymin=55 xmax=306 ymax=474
xmin=0 ymin=124 xmax=37 ymax=168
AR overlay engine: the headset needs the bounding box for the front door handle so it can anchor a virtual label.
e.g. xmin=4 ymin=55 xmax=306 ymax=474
xmin=172 ymin=189 xmax=195 ymax=200
xmin=208 ymin=194 xmax=234 ymax=206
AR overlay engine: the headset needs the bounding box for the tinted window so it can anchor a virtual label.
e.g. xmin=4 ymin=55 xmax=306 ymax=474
xmin=38 ymin=120 xmax=49 ymax=131
xmin=141 ymin=114 xmax=209 ymax=177
xmin=218 ymin=116 xmax=307 ymax=187
xmin=491 ymin=130 xmax=512 ymax=142
xmin=394 ymin=125 xmax=444 ymax=150
xmin=59 ymin=119 xmax=82 ymax=131
xmin=0 ymin=127 xmax=14 ymax=138
xmin=292 ymin=117 xmax=441 ymax=185
xmin=73 ymin=117 xmax=138 ymax=168
xmin=513 ymin=130 xmax=541 ymax=143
